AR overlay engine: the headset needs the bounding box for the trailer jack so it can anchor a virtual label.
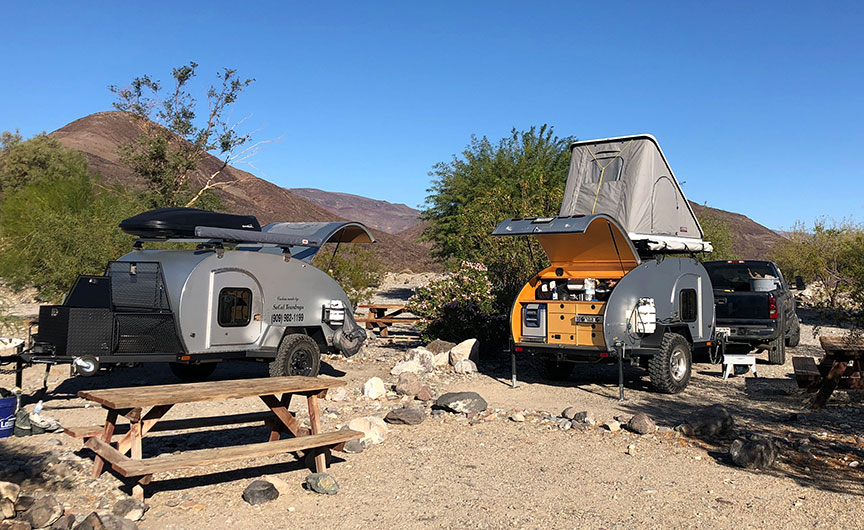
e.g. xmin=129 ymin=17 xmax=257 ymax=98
xmin=615 ymin=341 xmax=626 ymax=401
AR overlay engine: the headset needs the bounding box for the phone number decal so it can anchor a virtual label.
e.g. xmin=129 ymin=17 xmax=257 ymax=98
xmin=271 ymin=312 xmax=304 ymax=324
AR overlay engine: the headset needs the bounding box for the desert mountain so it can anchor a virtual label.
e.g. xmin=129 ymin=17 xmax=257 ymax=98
xmin=289 ymin=188 xmax=422 ymax=234
xmin=689 ymin=202 xmax=783 ymax=260
xmin=50 ymin=112 xmax=439 ymax=272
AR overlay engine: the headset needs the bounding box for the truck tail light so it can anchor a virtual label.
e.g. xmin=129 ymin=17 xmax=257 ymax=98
xmin=768 ymin=295 xmax=778 ymax=319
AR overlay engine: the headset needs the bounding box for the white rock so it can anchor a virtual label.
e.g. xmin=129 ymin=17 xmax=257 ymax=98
xmin=390 ymin=359 xmax=426 ymax=376
xmin=449 ymin=338 xmax=479 ymax=365
xmin=0 ymin=481 xmax=19 ymax=503
xmin=509 ymin=412 xmax=526 ymax=422
xmin=326 ymin=387 xmax=349 ymax=401
xmin=604 ymin=420 xmax=621 ymax=432
xmin=346 ymin=416 xmax=389 ymax=444
xmin=453 ymin=359 xmax=478 ymax=374
xmin=363 ymin=377 xmax=386 ymax=399
xmin=432 ymin=351 xmax=450 ymax=368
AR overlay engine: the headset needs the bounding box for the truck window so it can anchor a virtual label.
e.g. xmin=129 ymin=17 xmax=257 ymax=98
xmin=680 ymin=289 xmax=697 ymax=322
xmin=218 ymin=288 xmax=252 ymax=327
xmin=703 ymin=262 xmax=777 ymax=291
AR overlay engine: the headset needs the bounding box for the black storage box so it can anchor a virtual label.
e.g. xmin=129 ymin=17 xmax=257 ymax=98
xmin=119 ymin=207 xmax=261 ymax=239
xmin=36 ymin=306 xmax=113 ymax=356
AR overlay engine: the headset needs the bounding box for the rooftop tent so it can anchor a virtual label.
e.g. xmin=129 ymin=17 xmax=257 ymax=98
xmin=559 ymin=135 xmax=712 ymax=253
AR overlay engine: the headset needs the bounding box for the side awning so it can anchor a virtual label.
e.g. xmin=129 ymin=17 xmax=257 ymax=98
xmin=261 ymin=221 xmax=375 ymax=262
xmin=491 ymin=214 xmax=641 ymax=273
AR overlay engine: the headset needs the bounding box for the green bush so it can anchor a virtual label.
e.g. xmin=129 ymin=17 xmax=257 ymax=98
xmin=406 ymin=261 xmax=508 ymax=347
xmin=312 ymin=244 xmax=383 ymax=308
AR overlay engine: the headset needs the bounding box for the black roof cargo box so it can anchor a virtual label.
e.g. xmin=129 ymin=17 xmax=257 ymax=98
xmin=119 ymin=208 xmax=261 ymax=239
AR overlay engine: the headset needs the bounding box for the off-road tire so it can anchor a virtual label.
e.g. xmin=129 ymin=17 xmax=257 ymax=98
xmin=648 ymin=333 xmax=692 ymax=394
xmin=786 ymin=314 xmax=801 ymax=348
xmin=768 ymin=333 xmax=786 ymax=365
xmin=270 ymin=334 xmax=321 ymax=377
xmin=169 ymin=362 xmax=218 ymax=382
xmin=535 ymin=357 xmax=574 ymax=381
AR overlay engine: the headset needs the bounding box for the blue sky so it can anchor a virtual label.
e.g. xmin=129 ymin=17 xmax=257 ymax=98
xmin=2 ymin=1 xmax=862 ymax=230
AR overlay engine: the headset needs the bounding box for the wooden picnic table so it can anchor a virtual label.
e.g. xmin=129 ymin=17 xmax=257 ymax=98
xmin=67 ymin=376 xmax=362 ymax=499
xmin=792 ymin=336 xmax=864 ymax=409
xmin=356 ymin=304 xmax=420 ymax=337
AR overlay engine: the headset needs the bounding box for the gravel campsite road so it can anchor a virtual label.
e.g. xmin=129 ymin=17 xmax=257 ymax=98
xmin=1 ymin=274 xmax=862 ymax=529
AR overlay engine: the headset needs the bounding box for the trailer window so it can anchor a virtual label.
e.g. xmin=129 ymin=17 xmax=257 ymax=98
xmin=680 ymin=289 xmax=697 ymax=322
xmin=218 ymin=288 xmax=252 ymax=327
xmin=587 ymin=153 xmax=624 ymax=183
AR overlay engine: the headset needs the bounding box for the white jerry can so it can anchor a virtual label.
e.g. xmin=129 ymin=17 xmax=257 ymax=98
xmin=635 ymin=297 xmax=657 ymax=334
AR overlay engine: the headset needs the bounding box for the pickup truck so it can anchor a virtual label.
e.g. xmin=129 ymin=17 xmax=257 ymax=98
xmin=703 ymin=260 xmax=800 ymax=365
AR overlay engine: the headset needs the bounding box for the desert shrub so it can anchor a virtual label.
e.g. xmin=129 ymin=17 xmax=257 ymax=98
xmin=0 ymin=171 xmax=143 ymax=302
xmin=697 ymin=207 xmax=737 ymax=260
xmin=406 ymin=261 xmax=508 ymax=347
xmin=312 ymin=244 xmax=384 ymax=308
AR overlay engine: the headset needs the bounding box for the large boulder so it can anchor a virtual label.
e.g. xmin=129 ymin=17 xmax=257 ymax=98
xmin=0 ymin=483 xmax=19 ymax=504
xmin=384 ymin=407 xmax=426 ymax=425
xmin=390 ymin=359 xmax=425 ymax=376
xmin=435 ymin=392 xmax=487 ymax=414
xmin=453 ymin=360 xmax=478 ymax=374
xmin=426 ymin=339 xmax=456 ymax=354
xmin=729 ymin=439 xmax=777 ymax=469
xmin=449 ymin=339 xmax=479 ymax=365
xmin=362 ymin=377 xmax=386 ymax=400
xmin=21 ymin=495 xmax=63 ymax=529
xmin=346 ymin=416 xmax=388 ymax=444
xmin=395 ymin=373 xmax=423 ymax=397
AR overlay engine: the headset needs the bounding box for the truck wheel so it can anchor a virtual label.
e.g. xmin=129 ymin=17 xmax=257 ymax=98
xmin=270 ymin=334 xmax=321 ymax=377
xmin=768 ymin=334 xmax=786 ymax=365
xmin=786 ymin=314 xmax=801 ymax=348
xmin=169 ymin=362 xmax=218 ymax=382
xmin=648 ymin=333 xmax=692 ymax=394
xmin=535 ymin=357 xmax=574 ymax=381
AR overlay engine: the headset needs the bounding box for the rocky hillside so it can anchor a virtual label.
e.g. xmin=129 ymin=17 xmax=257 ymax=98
xmin=50 ymin=112 xmax=438 ymax=272
xmin=289 ymin=188 xmax=421 ymax=234
xmin=689 ymin=202 xmax=783 ymax=259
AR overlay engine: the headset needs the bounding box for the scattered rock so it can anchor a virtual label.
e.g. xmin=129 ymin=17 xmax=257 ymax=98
xmin=406 ymin=348 xmax=435 ymax=373
xmin=426 ymin=339 xmax=456 ymax=354
xmin=628 ymin=413 xmax=657 ymax=435
xmin=415 ymin=385 xmax=435 ymax=402
xmin=305 ymin=473 xmax=339 ymax=495
xmin=435 ymin=392 xmax=488 ymax=414
xmin=112 ymin=498 xmax=146 ymax=522
xmin=21 ymin=495 xmax=63 ymax=529
xmin=50 ymin=514 xmax=75 ymax=530
xmin=561 ymin=407 xmax=580 ymax=420
xmin=326 ymin=387 xmax=348 ymax=402
xmin=626 ymin=444 xmax=636 ymax=455
xmin=362 ymin=377 xmax=386 ymax=400
xmin=558 ymin=419 xmax=572 ymax=430
xmin=1 ymin=499 xmax=15 ymax=519
xmin=678 ymin=405 xmax=733 ymax=437
xmin=432 ymin=351 xmax=450 ymax=368
xmin=346 ymin=417 xmax=388 ymax=444
xmin=509 ymin=412 xmax=525 ymax=422
xmin=390 ymin=359 xmax=426 ymax=376
xmin=260 ymin=475 xmax=292 ymax=496
xmin=0 ymin=484 xmax=19 ymax=504
xmin=453 ymin=360 xmax=478 ymax=374
xmin=729 ymin=438 xmax=777 ymax=469
xmin=73 ymin=512 xmax=137 ymax=530
xmin=242 ymin=480 xmax=280 ymax=506
xmin=1 ymin=521 xmax=32 ymax=530
xmin=395 ymin=373 xmax=422 ymax=397
xmin=14 ymin=497 xmax=34 ymax=513
xmin=384 ymin=407 xmax=425 ymax=425
xmin=342 ymin=438 xmax=371 ymax=454
xmin=449 ymin=339 xmax=479 ymax=365
xmin=604 ymin=420 xmax=621 ymax=432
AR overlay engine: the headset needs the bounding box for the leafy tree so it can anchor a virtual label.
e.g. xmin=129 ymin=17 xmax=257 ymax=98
xmin=312 ymin=244 xmax=384 ymax=308
xmin=0 ymin=133 xmax=143 ymax=301
xmin=421 ymin=125 xmax=573 ymax=311
xmin=110 ymin=62 xmax=256 ymax=209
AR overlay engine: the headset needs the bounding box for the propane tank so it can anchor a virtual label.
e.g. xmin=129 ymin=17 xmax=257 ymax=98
xmin=636 ymin=298 xmax=656 ymax=334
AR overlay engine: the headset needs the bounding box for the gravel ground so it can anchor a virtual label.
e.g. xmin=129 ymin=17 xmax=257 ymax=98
xmin=1 ymin=275 xmax=862 ymax=529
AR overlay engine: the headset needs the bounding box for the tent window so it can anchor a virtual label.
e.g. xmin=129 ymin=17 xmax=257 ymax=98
xmin=587 ymin=154 xmax=624 ymax=183
xmin=218 ymin=288 xmax=252 ymax=327
xmin=680 ymin=289 xmax=698 ymax=322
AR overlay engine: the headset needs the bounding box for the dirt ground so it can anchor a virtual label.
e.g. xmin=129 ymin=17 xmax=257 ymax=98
xmin=1 ymin=274 xmax=863 ymax=529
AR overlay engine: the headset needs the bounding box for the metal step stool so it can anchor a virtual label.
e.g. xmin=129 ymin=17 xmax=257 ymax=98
xmin=722 ymin=353 xmax=757 ymax=380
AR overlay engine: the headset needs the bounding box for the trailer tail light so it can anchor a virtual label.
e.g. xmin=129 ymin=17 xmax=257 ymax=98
xmin=726 ymin=260 xmax=745 ymax=264
xmin=514 ymin=347 xmax=523 ymax=352
xmin=768 ymin=295 xmax=778 ymax=319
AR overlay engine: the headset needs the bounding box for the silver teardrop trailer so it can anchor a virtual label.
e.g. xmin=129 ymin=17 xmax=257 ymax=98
xmin=494 ymin=135 xmax=718 ymax=394
xmin=16 ymin=208 xmax=374 ymax=381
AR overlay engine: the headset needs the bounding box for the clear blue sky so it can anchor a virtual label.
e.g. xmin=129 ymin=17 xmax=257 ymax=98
xmin=2 ymin=1 xmax=862 ymax=230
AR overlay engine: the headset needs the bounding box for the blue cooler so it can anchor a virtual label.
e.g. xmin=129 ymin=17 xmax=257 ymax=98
xmin=0 ymin=396 xmax=16 ymax=438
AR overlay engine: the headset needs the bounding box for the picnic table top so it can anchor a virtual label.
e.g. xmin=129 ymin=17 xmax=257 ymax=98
xmin=78 ymin=376 xmax=346 ymax=410
xmin=357 ymin=304 xmax=406 ymax=309
xmin=820 ymin=335 xmax=864 ymax=356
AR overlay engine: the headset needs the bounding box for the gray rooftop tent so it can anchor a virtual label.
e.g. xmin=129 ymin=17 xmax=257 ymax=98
xmin=560 ymin=135 xmax=712 ymax=253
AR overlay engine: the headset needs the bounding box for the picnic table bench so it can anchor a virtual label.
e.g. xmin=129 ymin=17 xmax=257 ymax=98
xmin=66 ymin=376 xmax=362 ymax=499
xmin=792 ymin=336 xmax=864 ymax=409
xmin=355 ymin=304 xmax=421 ymax=337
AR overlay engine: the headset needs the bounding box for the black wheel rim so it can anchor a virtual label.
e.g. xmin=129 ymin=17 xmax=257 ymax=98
xmin=290 ymin=348 xmax=315 ymax=376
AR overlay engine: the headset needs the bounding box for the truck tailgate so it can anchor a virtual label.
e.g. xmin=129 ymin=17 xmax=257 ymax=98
xmin=714 ymin=291 xmax=770 ymax=321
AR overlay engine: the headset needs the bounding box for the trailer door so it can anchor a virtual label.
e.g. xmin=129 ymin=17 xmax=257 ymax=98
xmin=208 ymin=270 xmax=263 ymax=348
